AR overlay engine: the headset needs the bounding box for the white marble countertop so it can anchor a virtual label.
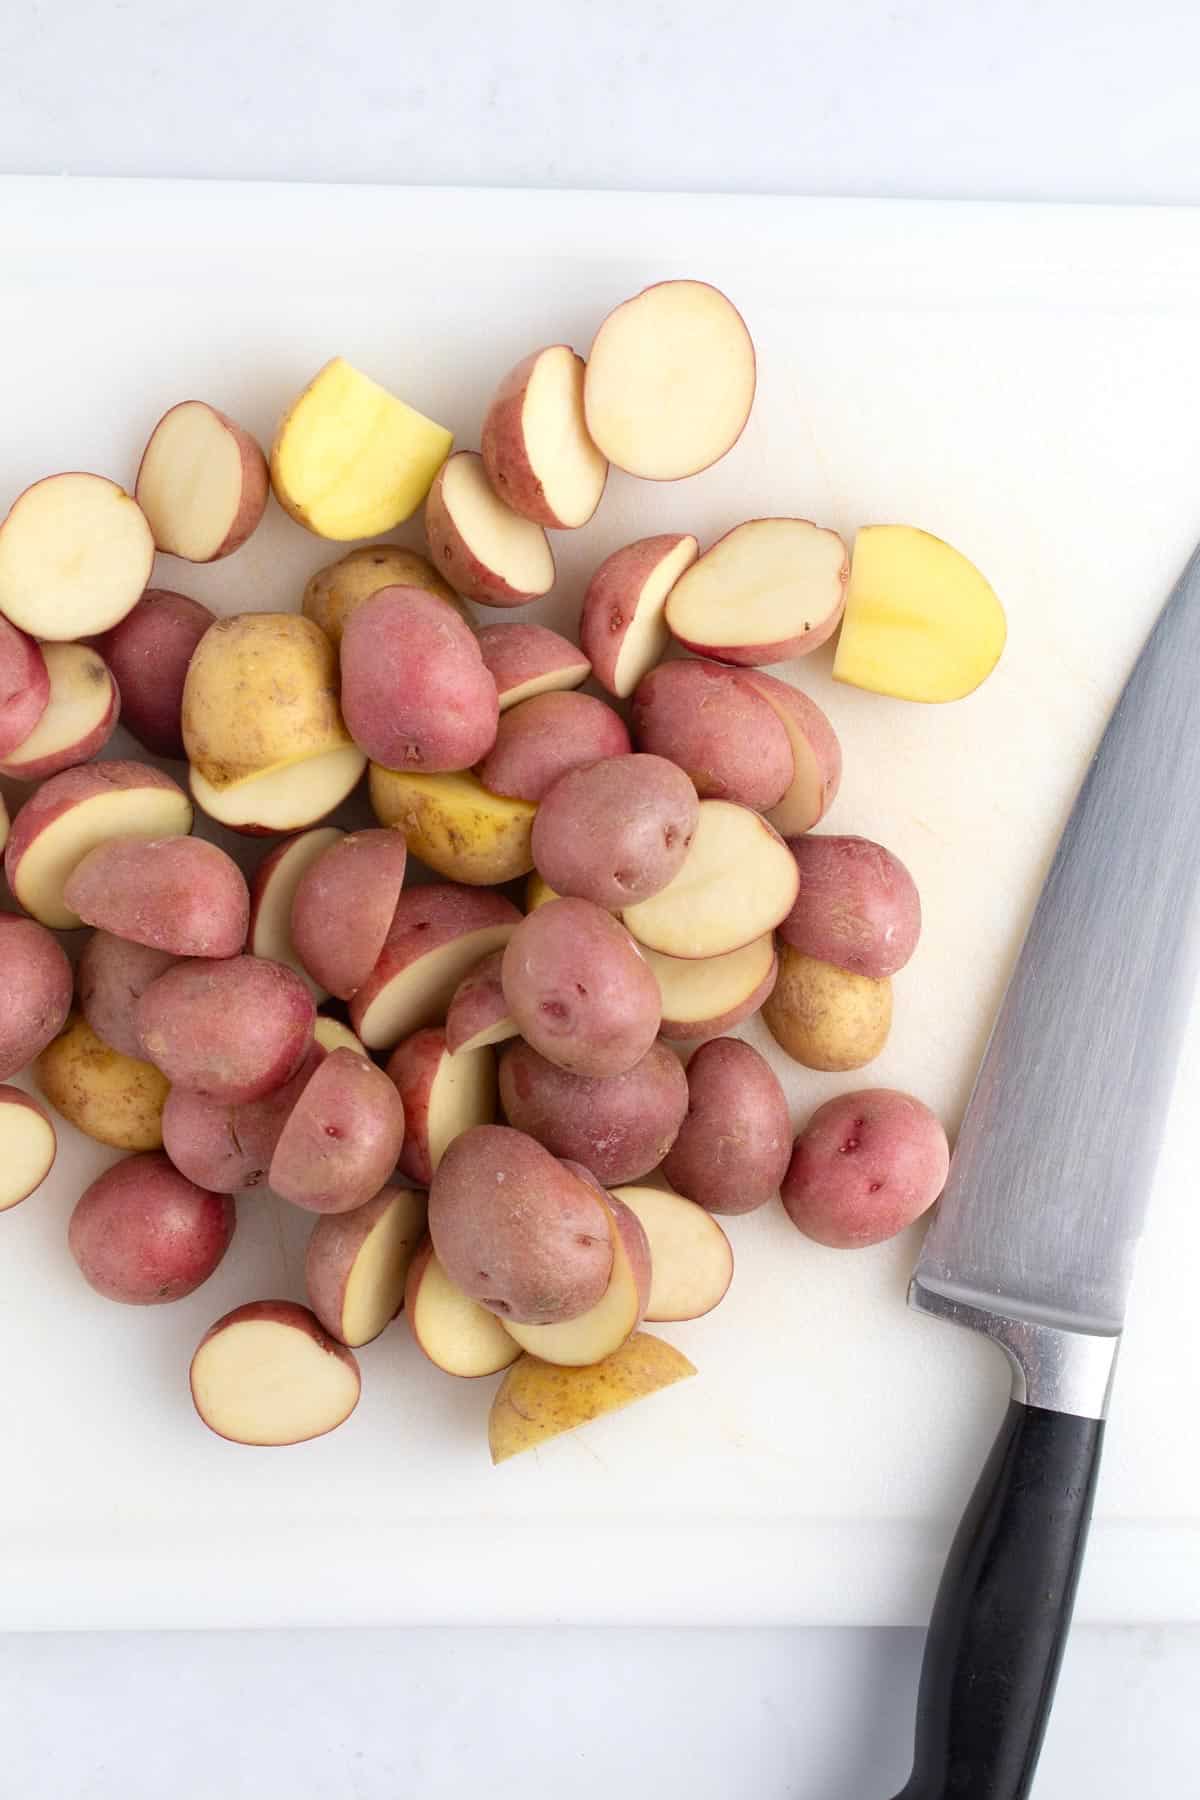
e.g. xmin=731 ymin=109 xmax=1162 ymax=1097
xmin=3 ymin=1 xmax=1200 ymax=1793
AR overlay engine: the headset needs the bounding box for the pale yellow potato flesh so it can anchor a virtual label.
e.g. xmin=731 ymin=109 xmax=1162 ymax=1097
xmin=0 ymin=474 xmax=154 ymax=640
xmin=369 ymin=766 xmax=535 ymax=886
xmin=613 ymin=1185 xmax=733 ymax=1322
xmin=622 ymin=800 xmax=798 ymax=959
xmin=356 ymin=925 xmax=518 ymax=1051
xmin=190 ymin=749 xmax=365 ymax=833
xmin=12 ymin=783 xmax=195 ymax=930
xmin=665 ymin=518 xmax=847 ymax=657
xmin=313 ymin=1017 xmax=366 ymax=1056
xmin=521 ymin=347 xmax=607 ymax=527
xmin=489 ymin=1331 xmax=696 ymax=1463
xmin=611 ymin=534 xmax=698 ymax=696
xmin=426 ymin=1043 xmax=498 ymax=1172
xmin=0 ymin=1093 xmax=56 ymax=1210
xmin=250 ymin=827 xmax=342 ymax=999
xmin=341 ymin=1189 xmax=428 ymax=1347
xmin=0 ymin=643 xmax=115 ymax=776
xmin=136 ymin=402 xmax=246 ymax=560
xmin=440 ymin=452 xmax=555 ymax=595
xmin=640 ymin=934 xmax=774 ymax=1034
xmin=408 ymin=1249 xmax=520 ymax=1378
xmin=191 ymin=1318 xmax=360 ymax=1446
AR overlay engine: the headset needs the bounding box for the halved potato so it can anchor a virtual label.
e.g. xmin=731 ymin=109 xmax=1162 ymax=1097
xmin=0 ymin=642 xmax=119 ymax=781
xmin=622 ymin=800 xmax=799 ymax=959
xmin=190 ymin=1301 xmax=361 ymax=1445
xmin=613 ymin=1184 xmax=733 ymax=1321
xmin=0 ymin=1087 xmax=57 ymax=1212
xmin=369 ymin=765 xmax=535 ymax=885
xmin=135 ymin=401 xmax=269 ymax=561
xmin=405 ymin=1239 xmax=521 ymax=1378
xmin=500 ymin=1200 xmax=647 ymax=1366
xmin=489 ymin=1331 xmax=696 ymax=1463
xmin=642 ymin=934 xmax=778 ymax=1041
xmin=0 ymin=473 xmax=154 ymax=640
xmin=189 ymin=750 xmax=365 ymax=835
xmin=305 ymin=1184 xmax=428 ymax=1346
xmin=580 ymin=532 xmax=698 ymax=698
xmin=425 ymin=452 xmax=554 ymax=607
xmin=248 ymin=827 xmax=343 ymax=998
xmin=665 ymin=518 xmax=848 ymax=665
xmin=482 ymin=345 xmax=607 ymax=529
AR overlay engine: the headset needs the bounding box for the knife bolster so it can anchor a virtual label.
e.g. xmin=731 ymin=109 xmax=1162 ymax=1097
xmin=909 ymin=1278 xmax=1119 ymax=1420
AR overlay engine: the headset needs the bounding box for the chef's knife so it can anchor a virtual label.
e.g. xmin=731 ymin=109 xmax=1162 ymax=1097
xmin=891 ymin=542 xmax=1200 ymax=1799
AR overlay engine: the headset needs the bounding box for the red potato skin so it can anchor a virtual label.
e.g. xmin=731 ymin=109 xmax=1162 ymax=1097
xmin=445 ymin=949 xmax=515 ymax=1055
xmin=3 ymin=760 xmax=190 ymax=896
xmin=429 ymin=1124 xmax=614 ymax=1324
xmin=665 ymin=519 xmax=849 ymax=665
xmin=424 ymin=453 xmax=555 ymax=608
xmin=737 ymin=669 xmax=843 ymax=832
xmin=289 ymin=828 xmax=407 ymax=999
xmin=478 ymin=691 xmax=631 ymax=804
xmin=0 ymin=1086 xmax=56 ymax=1205
xmin=190 ymin=1300 xmax=360 ymax=1441
xmin=267 ymin=1047 xmax=406 ymax=1214
xmin=530 ymin=754 xmax=699 ymax=910
xmin=95 ymin=590 xmax=215 ymax=758
xmin=781 ymin=1089 xmax=950 ymax=1248
xmin=579 ymin=534 xmax=697 ymax=697
xmin=136 ymin=955 xmax=315 ymax=1103
xmin=136 ymin=403 xmax=269 ymax=562
xmin=0 ymin=648 xmax=120 ymax=781
xmin=631 ymin=660 xmax=794 ymax=811
xmin=340 ymin=586 xmax=499 ymax=772
xmin=481 ymin=347 xmax=606 ymax=529
xmin=78 ymin=931 xmax=178 ymax=1059
xmin=385 ymin=1027 xmax=454 ymax=1186
xmin=162 ymin=1043 xmax=323 ymax=1192
xmin=64 ymin=836 xmax=249 ymax=958
xmin=0 ymin=915 xmax=74 ymax=1079
xmin=69 ymin=1151 xmax=234 ymax=1304
xmin=499 ymin=1039 xmax=688 ymax=1185
xmin=657 ymin=947 xmax=780 ymax=1042
xmin=662 ymin=1037 xmax=792 ymax=1216
xmin=501 ymin=898 xmax=662 ymax=1078
xmin=349 ymin=885 xmax=522 ymax=1039
xmin=475 ymin=622 xmax=590 ymax=708
xmin=0 ymin=615 xmax=49 ymax=758
xmin=305 ymin=1183 xmax=423 ymax=1343
xmin=779 ymin=834 xmax=921 ymax=978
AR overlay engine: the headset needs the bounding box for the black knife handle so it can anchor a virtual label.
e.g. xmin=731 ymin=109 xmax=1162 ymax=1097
xmin=892 ymin=1400 xmax=1104 ymax=1800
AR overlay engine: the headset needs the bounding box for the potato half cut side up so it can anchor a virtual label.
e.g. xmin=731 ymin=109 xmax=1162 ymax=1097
xmin=0 ymin=473 xmax=154 ymax=639
xmin=622 ymin=800 xmax=799 ymax=959
xmin=425 ymin=451 xmax=554 ymax=607
xmin=664 ymin=519 xmax=848 ymax=665
xmin=190 ymin=1302 xmax=362 ymax=1446
xmin=0 ymin=1088 xmax=57 ymax=1212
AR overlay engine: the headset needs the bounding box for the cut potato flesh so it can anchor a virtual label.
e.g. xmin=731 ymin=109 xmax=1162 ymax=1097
xmin=0 ymin=643 xmax=117 ymax=778
xmin=249 ymin=827 xmax=342 ymax=999
xmin=0 ymin=1088 xmax=57 ymax=1211
xmin=271 ymin=357 xmax=453 ymax=540
xmin=489 ymin=1331 xmax=696 ymax=1463
xmin=834 ymin=524 xmax=1006 ymax=702
xmin=611 ymin=535 xmax=698 ymax=697
xmin=613 ymin=1185 xmax=733 ymax=1322
xmin=353 ymin=924 xmax=518 ymax=1050
xmin=623 ymin=800 xmax=799 ymax=959
xmin=313 ymin=1017 xmax=366 ymax=1056
xmin=369 ymin=766 xmax=535 ymax=886
xmin=736 ymin=672 xmax=842 ymax=838
xmin=665 ymin=519 xmax=847 ymax=664
xmin=190 ymin=748 xmax=365 ymax=833
xmin=190 ymin=1305 xmax=361 ymax=1445
xmin=584 ymin=280 xmax=756 ymax=481
xmin=0 ymin=473 xmax=154 ymax=640
xmin=340 ymin=1188 xmax=428 ymax=1347
xmin=519 ymin=347 xmax=607 ymax=527
xmin=407 ymin=1245 xmax=520 ymax=1378
xmin=501 ymin=1208 xmax=641 ymax=1367
xmin=641 ymin=933 xmax=776 ymax=1038
xmin=434 ymin=452 xmax=554 ymax=599
xmin=136 ymin=401 xmax=265 ymax=561
xmin=427 ymin=1043 xmax=497 ymax=1172
xmin=0 ymin=793 xmax=7 ymax=856
xmin=11 ymin=783 xmax=195 ymax=929
xmin=524 ymin=871 xmax=561 ymax=913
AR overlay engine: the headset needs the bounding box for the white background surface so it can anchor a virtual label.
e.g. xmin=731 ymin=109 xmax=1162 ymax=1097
xmin=3 ymin=1 xmax=1200 ymax=1794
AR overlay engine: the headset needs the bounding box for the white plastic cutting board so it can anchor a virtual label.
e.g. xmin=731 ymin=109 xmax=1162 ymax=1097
xmin=1 ymin=180 xmax=1199 ymax=1631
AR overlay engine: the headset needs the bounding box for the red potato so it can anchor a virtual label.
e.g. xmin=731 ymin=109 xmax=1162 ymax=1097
xmin=0 ymin=915 xmax=73 ymax=1079
xmin=64 ymin=836 xmax=249 ymax=958
xmin=531 ymin=754 xmax=698 ymax=910
xmin=0 ymin=614 xmax=49 ymax=758
xmin=500 ymin=1192 xmax=650 ymax=1366
xmin=630 ymin=659 xmax=793 ymax=812
xmin=136 ymin=955 xmax=315 ymax=1103
xmin=78 ymin=932 xmax=178 ymax=1059
xmin=502 ymin=898 xmax=661 ymax=1077
xmin=736 ymin=669 xmax=843 ymax=836
xmin=481 ymin=345 xmax=608 ymax=529
xmin=646 ymin=935 xmax=778 ymax=1042
xmin=622 ymin=800 xmax=799 ymax=959
xmin=662 ymin=1037 xmax=791 ymax=1215
xmin=161 ymin=1043 xmax=322 ymax=1192
xmin=303 ymin=544 xmax=471 ymax=646
xmin=0 ymin=1087 xmax=57 ymax=1211
xmin=665 ymin=519 xmax=848 ymax=665
xmin=69 ymin=1151 xmax=234 ymax=1304
xmin=340 ymin=586 xmax=499 ymax=772
xmin=268 ymin=1047 xmax=406 ymax=1215
xmin=425 ymin=451 xmax=554 ymax=607
xmin=289 ymin=828 xmax=408 ymax=1000
xmin=584 ymin=280 xmax=756 ymax=481
xmin=428 ymin=1124 xmax=613 ymax=1324
xmin=190 ymin=1300 xmax=361 ymax=1446
xmin=94 ymin=589 xmax=215 ymax=759
xmin=305 ymin=1183 xmax=428 ymax=1346
xmin=477 ymin=690 xmax=630 ymax=804
xmin=782 ymin=1089 xmax=950 ymax=1248
xmin=350 ymin=884 xmax=521 ymax=1051
xmin=0 ymin=642 xmax=119 ymax=781
xmin=404 ymin=1238 xmax=521 ymax=1377
xmin=135 ymin=401 xmax=269 ymax=561
xmin=3 ymin=760 xmax=194 ymax=930
xmin=0 ymin=473 xmax=154 ymax=640
xmin=475 ymin=621 xmax=590 ymax=711
xmin=779 ymin=834 xmax=921 ymax=978
xmin=385 ymin=1027 xmax=497 ymax=1186
xmin=499 ymin=1039 xmax=688 ymax=1185
xmin=445 ymin=949 xmax=518 ymax=1055
xmin=248 ymin=827 xmax=343 ymax=999
xmin=613 ymin=1184 xmax=733 ymax=1322
xmin=580 ymin=533 xmax=699 ymax=698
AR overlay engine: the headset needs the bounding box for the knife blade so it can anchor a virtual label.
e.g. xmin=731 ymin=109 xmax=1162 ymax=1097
xmin=891 ymin=540 xmax=1200 ymax=1800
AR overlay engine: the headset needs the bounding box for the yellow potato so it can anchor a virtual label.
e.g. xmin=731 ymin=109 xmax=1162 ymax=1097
xmin=834 ymin=524 xmax=1006 ymax=703
xmin=34 ymin=1012 xmax=169 ymax=1151
xmin=182 ymin=611 xmax=355 ymax=788
xmin=762 ymin=945 xmax=892 ymax=1071
xmin=523 ymin=870 xmax=560 ymax=912
xmin=271 ymin=357 xmax=453 ymax=540
xmin=369 ymin=766 xmax=535 ymax=885
xmin=488 ymin=1331 xmax=696 ymax=1464
xmin=302 ymin=545 xmax=471 ymax=646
